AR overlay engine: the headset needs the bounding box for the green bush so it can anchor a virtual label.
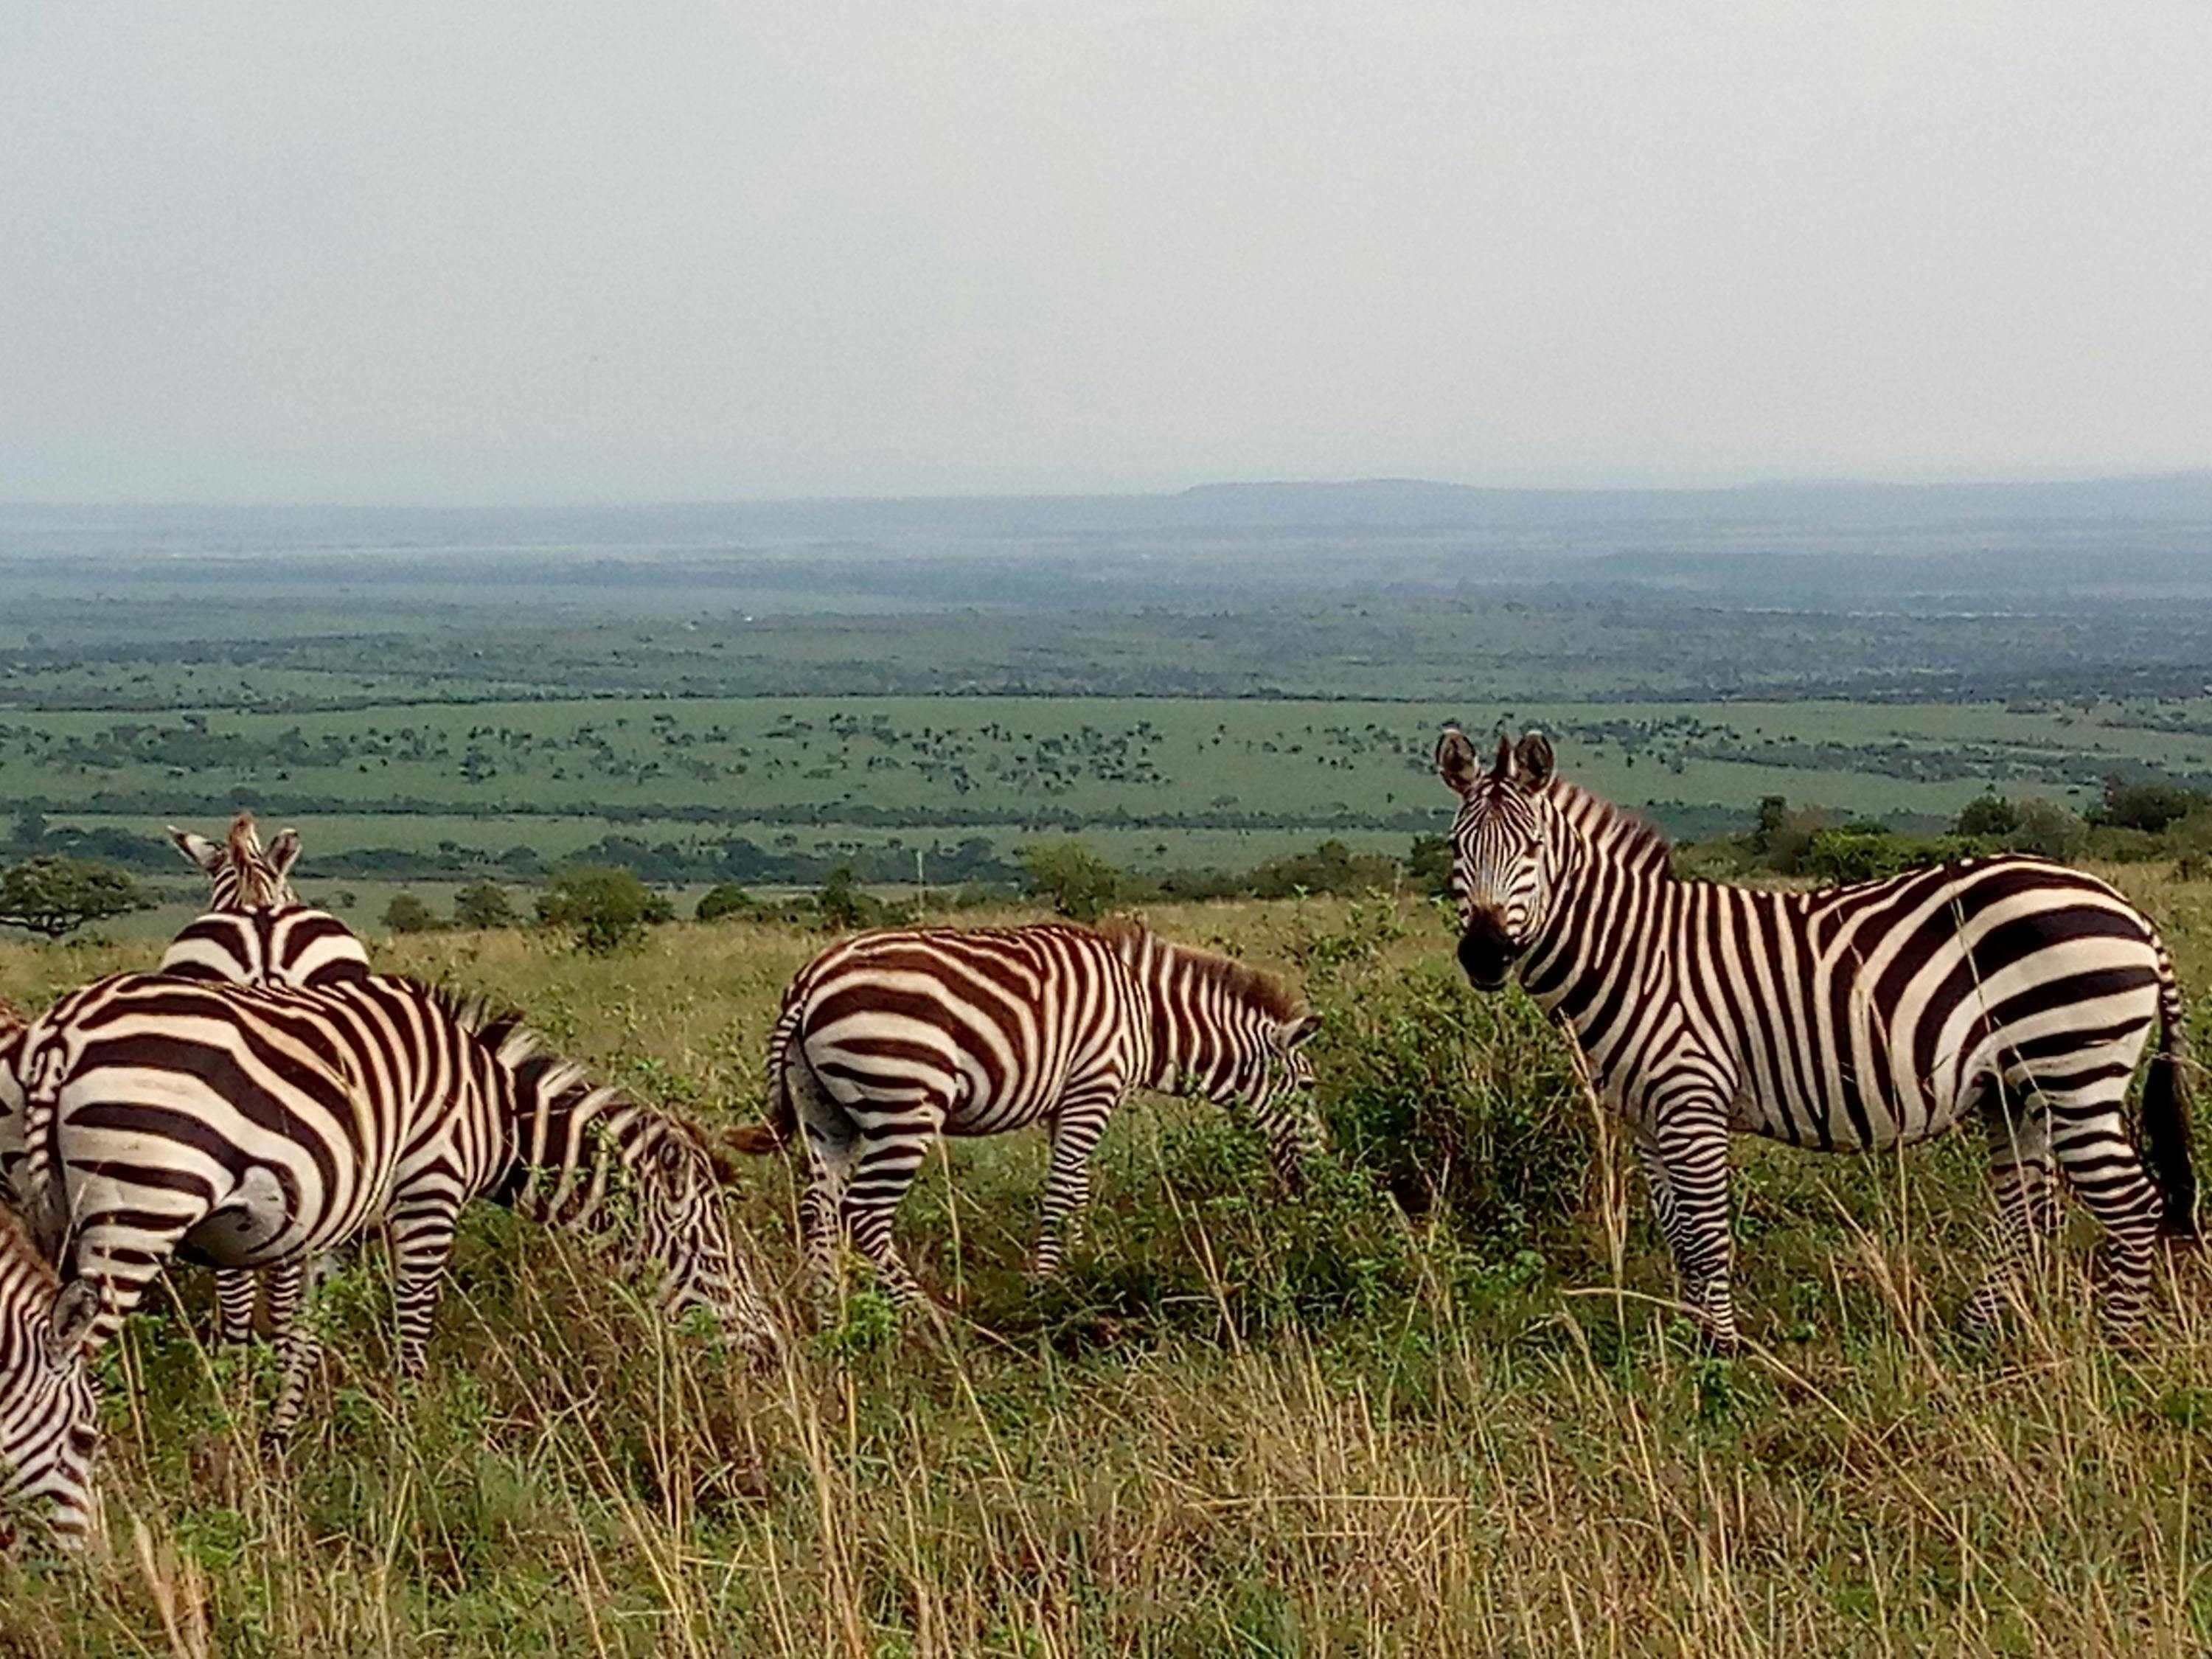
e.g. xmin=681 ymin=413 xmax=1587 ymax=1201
xmin=1290 ymin=900 xmax=1593 ymax=1255
xmin=382 ymin=892 xmax=441 ymax=934
xmin=695 ymin=882 xmax=756 ymax=922
xmin=1018 ymin=840 xmax=1125 ymax=922
xmin=451 ymin=881 xmax=519 ymax=930
xmin=534 ymin=866 xmax=672 ymax=954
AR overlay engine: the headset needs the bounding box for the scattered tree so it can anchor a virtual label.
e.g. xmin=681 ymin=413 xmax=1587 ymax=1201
xmin=1953 ymin=793 xmax=2020 ymax=840
xmin=695 ymin=882 xmax=755 ymax=922
xmin=1018 ymin=840 xmax=1123 ymax=922
xmin=0 ymin=857 xmax=150 ymax=939
xmin=383 ymin=893 xmax=440 ymax=934
xmin=535 ymin=865 xmax=672 ymax=954
xmin=451 ymin=881 xmax=520 ymax=930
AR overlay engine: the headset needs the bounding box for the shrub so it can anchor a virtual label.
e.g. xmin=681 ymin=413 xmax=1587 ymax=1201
xmin=1953 ymin=793 xmax=2020 ymax=840
xmin=1288 ymin=900 xmax=1593 ymax=1253
xmin=451 ymin=881 xmax=520 ymax=930
xmin=2091 ymin=776 xmax=2210 ymax=835
xmin=695 ymin=882 xmax=756 ymax=922
xmin=2006 ymin=797 xmax=2089 ymax=862
xmin=383 ymin=893 xmax=441 ymax=934
xmin=815 ymin=866 xmax=897 ymax=931
xmin=1018 ymin=840 xmax=1124 ymax=922
xmin=535 ymin=866 xmax=672 ymax=954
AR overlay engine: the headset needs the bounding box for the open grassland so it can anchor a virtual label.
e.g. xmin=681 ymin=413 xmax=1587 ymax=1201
xmin=4 ymin=883 xmax=2212 ymax=1655
xmin=17 ymin=694 xmax=2212 ymax=887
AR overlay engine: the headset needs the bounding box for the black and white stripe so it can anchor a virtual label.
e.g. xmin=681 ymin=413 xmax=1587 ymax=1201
xmin=161 ymin=813 xmax=372 ymax=1344
xmin=162 ymin=812 xmax=371 ymax=992
xmin=1439 ymin=728 xmax=2195 ymax=1349
xmin=729 ymin=917 xmax=1322 ymax=1305
xmin=9 ymin=971 xmax=779 ymax=1458
xmin=0 ymin=1211 xmax=100 ymax=1548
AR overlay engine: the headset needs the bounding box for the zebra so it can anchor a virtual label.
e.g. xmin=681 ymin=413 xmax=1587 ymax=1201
xmin=0 ymin=1208 xmax=100 ymax=1549
xmin=10 ymin=970 xmax=779 ymax=1447
xmin=1436 ymin=727 xmax=2196 ymax=1351
xmin=161 ymin=811 xmax=372 ymax=992
xmin=726 ymin=916 xmax=1323 ymax=1306
xmin=159 ymin=813 xmax=373 ymax=1343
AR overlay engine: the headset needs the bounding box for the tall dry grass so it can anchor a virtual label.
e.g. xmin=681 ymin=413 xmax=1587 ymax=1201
xmin=0 ymin=886 xmax=2207 ymax=1655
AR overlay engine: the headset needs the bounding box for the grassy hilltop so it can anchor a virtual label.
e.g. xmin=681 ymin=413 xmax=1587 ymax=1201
xmin=4 ymin=878 xmax=2212 ymax=1655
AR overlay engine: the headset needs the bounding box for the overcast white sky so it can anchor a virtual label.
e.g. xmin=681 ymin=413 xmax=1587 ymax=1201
xmin=1 ymin=2 xmax=2207 ymax=504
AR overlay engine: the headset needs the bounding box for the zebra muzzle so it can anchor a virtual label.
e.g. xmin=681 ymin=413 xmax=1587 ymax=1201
xmin=1456 ymin=918 xmax=1520 ymax=990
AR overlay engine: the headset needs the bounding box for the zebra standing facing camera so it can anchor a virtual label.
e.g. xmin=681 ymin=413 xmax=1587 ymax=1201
xmin=1436 ymin=726 xmax=2194 ymax=1350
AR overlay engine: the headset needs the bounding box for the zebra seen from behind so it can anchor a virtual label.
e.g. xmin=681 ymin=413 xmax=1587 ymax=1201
xmin=159 ymin=812 xmax=375 ymax=1345
xmin=0 ymin=1210 xmax=100 ymax=1549
xmin=10 ymin=971 xmax=779 ymax=1455
xmin=728 ymin=917 xmax=1323 ymax=1306
xmin=1438 ymin=727 xmax=2195 ymax=1350
xmin=161 ymin=811 xmax=372 ymax=992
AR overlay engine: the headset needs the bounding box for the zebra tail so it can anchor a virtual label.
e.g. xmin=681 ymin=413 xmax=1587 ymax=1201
xmin=723 ymin=1000 xmax=802 ymax=1157
xmin=2145 ymin=939 xmax=2198 ymax=1241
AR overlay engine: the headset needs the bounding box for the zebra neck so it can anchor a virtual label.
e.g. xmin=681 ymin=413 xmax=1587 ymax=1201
xmin=493 ymin=1071 xmax=647 ymax=1236
xmin=1519 ymin=838 xmax=1677 ymax=1057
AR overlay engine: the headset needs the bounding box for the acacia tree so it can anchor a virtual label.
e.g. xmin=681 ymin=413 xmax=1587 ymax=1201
xmin=0 ymin=857 xmax=152 ymax=939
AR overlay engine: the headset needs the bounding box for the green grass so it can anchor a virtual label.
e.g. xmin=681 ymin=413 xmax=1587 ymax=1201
xmin=4 ymin=884 xmax=2212 ymax=1653
xmin=15 ymin=692 xmax=2212 ymax=886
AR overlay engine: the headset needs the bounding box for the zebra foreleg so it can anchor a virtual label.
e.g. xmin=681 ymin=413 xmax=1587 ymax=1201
xmin=1649 ymin=1109 xmax=1741 ymax=1354
xmin=1030 ymin=1088 xmax=1121 ymax=1279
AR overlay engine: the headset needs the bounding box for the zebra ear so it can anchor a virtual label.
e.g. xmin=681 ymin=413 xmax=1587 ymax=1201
xmin=47 ymin=1280 xmax=100 ymax=1364
xmin=1436 ymin=728 xmax=1482 ymax=796
xmin=170 ymin=827 xmax=223 ymax=876
xmin=268 ymin=828 xmax=303 ymax=883
xmin=1277 ymin=1012 xmax=1322 ymax=1051
xmin=1515 ymin=732 xmax=1555 ymax=790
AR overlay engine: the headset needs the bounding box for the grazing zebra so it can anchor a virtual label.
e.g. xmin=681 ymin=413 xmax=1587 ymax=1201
xmin=161 ymin=812 xmax=372 ymax=992
xmin=0 ymin=1210 xmax=100 ymax=1548
xmin=11 ymin=971 xmax=779 ymax=1442
xmin=1437 ymin=728 xmax=2195 ymax=1349
xmin=161 ymin=813 xmax=372 ymax=1343
xmin=728 ymin=917 xmax=1323 ymax=1305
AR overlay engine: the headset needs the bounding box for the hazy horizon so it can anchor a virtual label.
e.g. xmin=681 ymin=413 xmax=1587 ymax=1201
xmin=6 ymin=4 xmax=2210 ymax=504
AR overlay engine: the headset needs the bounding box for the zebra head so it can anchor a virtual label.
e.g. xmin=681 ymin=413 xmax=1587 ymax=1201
xmin=1247 ymin=1011 xmax=1326 ymax=1188
xmin=0 ymin=1222 xmax=102 ymax=1551
xmin=626 ymin=1120 xmax=782 ymax=1362
xmin=1436 ymin=728 xmax=1558 ymax=991
xmin=169 ymin=812 xmax=303 ymax=911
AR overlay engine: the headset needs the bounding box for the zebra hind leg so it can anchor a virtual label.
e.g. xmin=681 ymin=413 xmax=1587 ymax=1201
xmin=796 ymin=1069 xmax=858 ymax=1298
xmin=1962 ymin=1093 xmax=2062 ymax=1338
xmin=264 ymin=1254 xmax=332 ymax=1444
xmin=215 ymin=1267 xmax=260 ymax=1345
xmin=841 ymin=1102 xmax=946 ymax=1310
xmin=2043 ymin=1062 xmax=2166 ymax=1344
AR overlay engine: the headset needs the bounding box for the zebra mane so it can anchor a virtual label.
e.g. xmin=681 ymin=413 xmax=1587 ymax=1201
xmin=0 ymin=993 xmax=26 ymax=1037
xmin=1095 ymin=914 xmax=1306 ymax=1022
xmin=1550 ymin=779 xmax=1674 ymax=880
xmin=385 ymin=975 xmax=535 ymax=1062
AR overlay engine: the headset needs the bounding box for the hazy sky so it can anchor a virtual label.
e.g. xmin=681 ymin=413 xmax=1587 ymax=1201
xmin=2 ymin=3 xmax=2208 ymax=503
